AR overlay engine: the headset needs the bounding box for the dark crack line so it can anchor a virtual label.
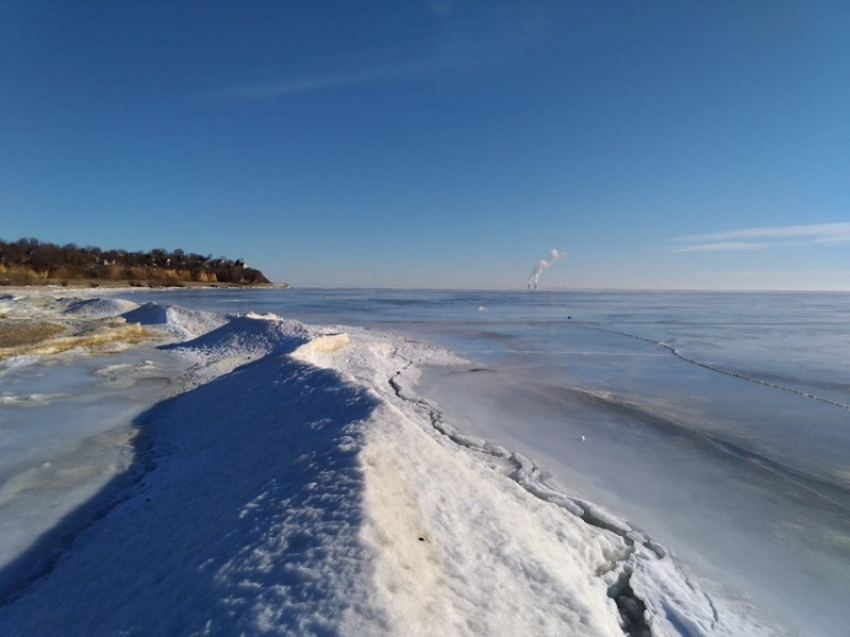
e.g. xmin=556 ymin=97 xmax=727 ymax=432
xmin=583 ymin=325 xmax=850 ymax=411
xmin=608 ymin=568 xmax=652 ymax=637
xmin=388 ymin=364 xmax=654 ymax=636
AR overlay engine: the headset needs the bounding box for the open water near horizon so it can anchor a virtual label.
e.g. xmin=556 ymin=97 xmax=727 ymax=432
xmin=121 ymin=287 xmax=850 ymax=636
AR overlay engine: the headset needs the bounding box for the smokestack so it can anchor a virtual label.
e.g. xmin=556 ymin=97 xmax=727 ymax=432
xmin=528 ymin=249 xmax=565 ymax=289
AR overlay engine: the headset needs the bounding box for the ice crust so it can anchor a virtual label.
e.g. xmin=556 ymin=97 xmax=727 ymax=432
xmin=0 ymin=292 xmax=789 ymax=635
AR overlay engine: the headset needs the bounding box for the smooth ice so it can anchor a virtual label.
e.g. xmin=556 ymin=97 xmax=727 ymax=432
xmin=0 ymin=343 xmax=189 ymax=582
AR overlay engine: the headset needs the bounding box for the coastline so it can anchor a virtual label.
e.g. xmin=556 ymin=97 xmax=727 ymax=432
xmin=0 ymin=279 xmax=289 ymax=289
xmin=0 ymin=283 xmax=286 ymax=356
xmin=0 ymin=288 xmax=791 ymax=635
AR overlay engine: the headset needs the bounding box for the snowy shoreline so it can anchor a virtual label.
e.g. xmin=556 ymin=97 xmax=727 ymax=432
xmin=0 ymin=289 xmax=787 ymax=635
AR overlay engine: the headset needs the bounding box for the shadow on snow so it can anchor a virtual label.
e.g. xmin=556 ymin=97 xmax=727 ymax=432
xmin=0 ymin=348 xmax=383 ymax=635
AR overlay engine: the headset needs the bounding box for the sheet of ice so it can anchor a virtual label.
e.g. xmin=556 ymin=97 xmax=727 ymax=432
xmin=0 ymin=347 xmax=194 ymax=585
xmin=3 ymin=288 xmax=844 ymax=635
xmin=414 ymin=339 xmax=850 ymax=636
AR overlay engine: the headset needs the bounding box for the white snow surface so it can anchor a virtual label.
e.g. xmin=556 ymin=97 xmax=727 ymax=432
xmin=121 ymin=301 xmax=229 ymax=342
xmin=0 ymin=293 xmax=787 ymax=636
xmin=61 ymin=297 xmax=140 ymax=317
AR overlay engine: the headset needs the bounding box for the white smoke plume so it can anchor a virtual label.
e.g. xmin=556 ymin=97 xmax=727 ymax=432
xmin=528 ymin=248 xmax=566 ymax=289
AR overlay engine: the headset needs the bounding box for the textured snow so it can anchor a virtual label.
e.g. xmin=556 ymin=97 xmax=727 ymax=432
xmin=61 ymin=297 xmax=140 ymax=317
xmin=121 ymin=301 xmax=229 ymax=342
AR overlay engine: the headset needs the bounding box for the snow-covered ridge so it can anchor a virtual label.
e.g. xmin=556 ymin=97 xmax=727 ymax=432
xmin=297 ymin=324 xmax=781 ymax=637
xmin=0 ymin=293 xmax=786 ymax=636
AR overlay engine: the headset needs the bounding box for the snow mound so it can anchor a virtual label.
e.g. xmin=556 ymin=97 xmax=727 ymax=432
xmin=61 ymin=297 xmax=139 ymax=318
xmin=121 ymin=302 xmax=227 ymax=341
xmin=163 ymin=312 xmax=312 ymax=361
xmin=0 ymin=347 xmax=385 ymax=635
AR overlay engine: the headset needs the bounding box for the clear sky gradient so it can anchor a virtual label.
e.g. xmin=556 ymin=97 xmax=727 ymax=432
xmin=2 ymin=1 xmax=848 ymax=289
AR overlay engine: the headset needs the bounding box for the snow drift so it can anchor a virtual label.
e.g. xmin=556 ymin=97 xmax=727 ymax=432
xmin=61 ymin=297 xmax=139 ymax=318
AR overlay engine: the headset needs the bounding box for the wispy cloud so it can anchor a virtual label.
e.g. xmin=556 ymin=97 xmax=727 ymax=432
xmin=674 ymin=241 xmax=769 ymax=253
xmin=672 ymin=222 xmax=850 ymax=252
xmin=213 ymin=2 xmax=559 ymax=101
xmin=214 ymin=61 xmax=442 ymax=100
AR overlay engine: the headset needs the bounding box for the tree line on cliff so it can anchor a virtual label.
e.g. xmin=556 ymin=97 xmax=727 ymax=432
xmin=0 ymin=237 xmax=271 ymax=285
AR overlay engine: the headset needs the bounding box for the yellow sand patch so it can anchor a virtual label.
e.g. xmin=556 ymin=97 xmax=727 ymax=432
xmin=0 ymin=320 xmax=155 ymax=361
xmin=0 ymin=321 xmax=67 ymax=348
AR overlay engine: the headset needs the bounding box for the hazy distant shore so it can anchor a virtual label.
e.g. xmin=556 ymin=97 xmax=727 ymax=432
xmin=0 ymin=277 xmax=288 ymax=289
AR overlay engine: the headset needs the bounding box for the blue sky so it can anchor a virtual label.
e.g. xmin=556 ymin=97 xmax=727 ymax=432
xmin=1 ymin=1 xmax=848 ymax=289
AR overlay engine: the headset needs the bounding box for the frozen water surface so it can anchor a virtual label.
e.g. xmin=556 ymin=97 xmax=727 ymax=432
xmin=0 ymin=342 xmax=190 ymax=585
xmin=2 ymin=287 xmax=848 ymax=635
xmin=125 ymin=288 xmax=850 ymax=635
